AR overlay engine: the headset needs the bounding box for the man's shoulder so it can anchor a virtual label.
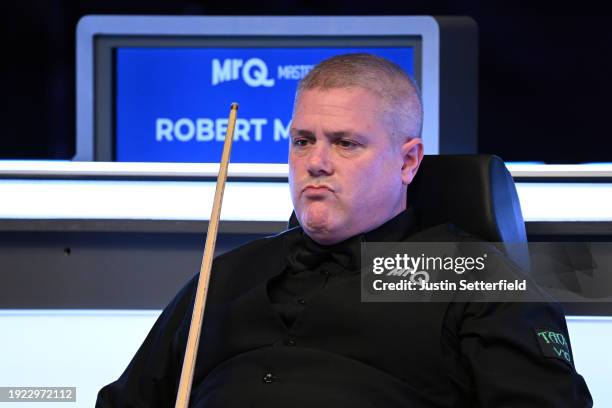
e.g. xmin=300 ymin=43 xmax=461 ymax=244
xmin=214 ymin=226 xmax=301 ymax=263
xmin=208 ymin=226 xmax=303 ymax=278
xmin=176 ymin=227 xmax=302 ymax=302
xmin=406 ymin=222 xmax=483 ymax=242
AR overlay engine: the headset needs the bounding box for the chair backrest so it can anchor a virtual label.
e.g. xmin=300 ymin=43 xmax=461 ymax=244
xmin=406 ymin=154 xmax=526 ymax=243
xmin=288 ymin=154 xmax=529 ymax=269
xmin=406 ymin=154 xmax=529 ymax=271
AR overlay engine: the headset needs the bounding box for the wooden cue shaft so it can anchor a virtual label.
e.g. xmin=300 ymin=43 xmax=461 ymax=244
xmin=174 ymin=102 xmax=239 ymax=408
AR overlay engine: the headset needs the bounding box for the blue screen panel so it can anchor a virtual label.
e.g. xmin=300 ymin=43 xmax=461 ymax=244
xmin=115 ymin=47 xmax=415 ymax=163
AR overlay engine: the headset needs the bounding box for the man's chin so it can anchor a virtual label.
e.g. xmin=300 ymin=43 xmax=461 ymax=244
xmin=298 ymin=205 xmax=349 ymax=244
xmin=302 ymin=219 xmax=330 ymax=237
xmin=302 ymin=219 xmax=350 ymax=246
xmin=300 ymin=217 xmax=333 ymax=244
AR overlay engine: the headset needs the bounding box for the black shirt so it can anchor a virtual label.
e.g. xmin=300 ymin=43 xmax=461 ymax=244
xmin=96 ymin=209 xmax=592 ymax=407
xmin=269 ymin=209 xmax=416 ymax=327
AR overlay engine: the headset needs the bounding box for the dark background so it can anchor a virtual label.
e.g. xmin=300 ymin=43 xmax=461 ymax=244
xmin=3 ymin=1 xmax=611 ymax=163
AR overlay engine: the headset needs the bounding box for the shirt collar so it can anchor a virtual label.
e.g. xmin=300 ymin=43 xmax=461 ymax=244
xmin=285 ymin=207 xmax=418 ymax=273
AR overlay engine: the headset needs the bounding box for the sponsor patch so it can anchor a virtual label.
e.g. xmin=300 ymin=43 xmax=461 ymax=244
xmin=534 ymin=328 xmax=573 ymax=367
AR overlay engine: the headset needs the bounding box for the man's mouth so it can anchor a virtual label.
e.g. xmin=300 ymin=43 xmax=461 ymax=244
xmin=303 ymin=184 xmax=334 ymax=192
xmin=302 ymin=184 xmax=335 ymax=197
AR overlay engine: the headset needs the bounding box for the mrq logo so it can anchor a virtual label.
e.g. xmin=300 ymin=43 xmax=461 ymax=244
xmin=211 ymin=58 xmax=314 ymax=87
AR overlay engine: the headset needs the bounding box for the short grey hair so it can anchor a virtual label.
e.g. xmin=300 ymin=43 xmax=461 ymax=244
xmin=295 ymin=53 xmax=423 ymax=143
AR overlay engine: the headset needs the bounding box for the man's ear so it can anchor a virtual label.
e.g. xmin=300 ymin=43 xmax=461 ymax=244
xmin=400 ymin=137 xmax=423 ymax=185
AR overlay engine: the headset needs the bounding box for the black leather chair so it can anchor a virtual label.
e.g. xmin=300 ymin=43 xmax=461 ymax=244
xmin=407 ymin=154 xmax=528 ymax=271
xmin=406 ymin=154 xmax=526 ymax=243
xmin=288 ymin=154 xmax=529 ymax=271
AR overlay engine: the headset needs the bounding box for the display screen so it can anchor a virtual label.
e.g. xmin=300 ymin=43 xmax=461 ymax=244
xmin=115 ymin=47 xmax=415 ymax=163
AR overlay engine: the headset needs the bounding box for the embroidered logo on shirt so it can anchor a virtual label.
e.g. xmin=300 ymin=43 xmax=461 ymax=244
xmin=534 ymin=328 xmax=573 ymax=367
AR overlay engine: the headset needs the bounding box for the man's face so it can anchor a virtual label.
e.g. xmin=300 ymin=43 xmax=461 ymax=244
xmin=289 ymin=87 xmax=421 ymax=245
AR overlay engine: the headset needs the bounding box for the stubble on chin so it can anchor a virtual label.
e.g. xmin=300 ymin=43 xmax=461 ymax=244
xmin=301 ymin=201 xmax=331 ymax=232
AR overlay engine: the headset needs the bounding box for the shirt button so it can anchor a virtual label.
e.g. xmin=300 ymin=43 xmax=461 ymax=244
xmin=285 ymin=337 xmax=296 ymax=346
xmin=297 ymin=297 xmax=306 ymax=305
xmin=262 ymin=372 xmax=275 ymax=383
xmin=321 ymin=269 xmax=330 ymax=276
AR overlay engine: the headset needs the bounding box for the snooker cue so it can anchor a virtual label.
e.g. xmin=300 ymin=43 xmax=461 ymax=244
xmin=174 ymin=103 xmax=239 ymax=408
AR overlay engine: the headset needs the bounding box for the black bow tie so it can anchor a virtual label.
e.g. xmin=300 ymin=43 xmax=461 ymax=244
xmin=284 ymin=208 xmax=418 ymax=274
xmin=285 ymin=232 xmax=361 ymax=273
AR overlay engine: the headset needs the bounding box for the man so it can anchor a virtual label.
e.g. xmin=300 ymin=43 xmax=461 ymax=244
xmin=289 ymin=53 xmax=423 ymax=245
xmin=97 ymin=53 xmax=592 ymax=407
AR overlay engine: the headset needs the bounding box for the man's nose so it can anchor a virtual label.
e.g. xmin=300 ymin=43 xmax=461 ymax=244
xmin=306 ymin=142 xmax=333 ymax=176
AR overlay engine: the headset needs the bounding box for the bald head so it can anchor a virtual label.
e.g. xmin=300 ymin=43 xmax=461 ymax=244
xmin=295 ymin=53 xmax=423 ymax=145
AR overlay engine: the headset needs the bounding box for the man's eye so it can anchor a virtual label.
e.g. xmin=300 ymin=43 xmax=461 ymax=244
xmin=292 ymin=139 xmax=309 ymax=147
xmin=337 ymin=139 xmax=358 ymax=149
